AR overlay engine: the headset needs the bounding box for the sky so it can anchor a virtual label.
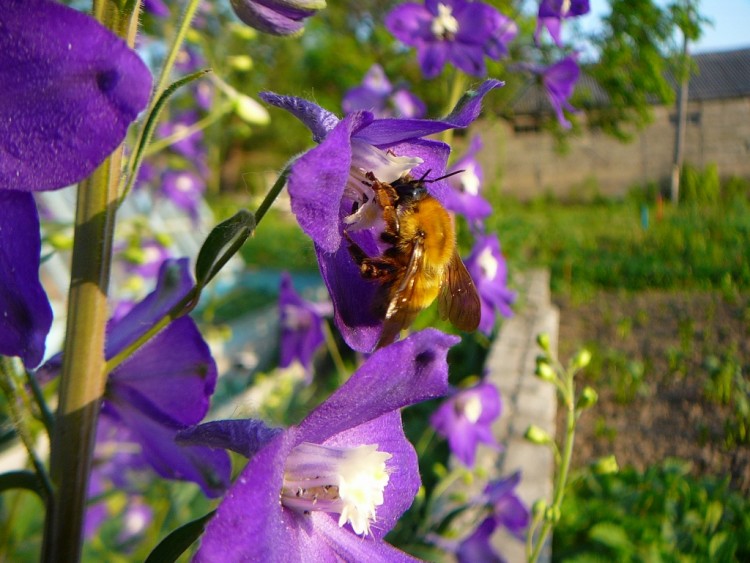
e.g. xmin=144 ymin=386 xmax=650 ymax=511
xmin=579 ymin=0 xmax=750 ymax=54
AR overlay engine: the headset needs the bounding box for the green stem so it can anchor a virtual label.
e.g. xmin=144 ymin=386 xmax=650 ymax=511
xmin=143 ymin=102 xmax=233 ymax=157
xmin=254 ymin=165 xmax=291 ymax=225
xmin=528 ymin=374 xmax=577 ymax=563
xmin=25 ymin=369 xmax=54 ymax=439
xmin=322 ymin=320 xmax=347 ymax=384
xmin=440 ymin=70 xmax=468 ymax=147
xmin=152 ymin=0 xmax=203 ymax=99
xmin=41 ymin=3 xmax=138 ymax=560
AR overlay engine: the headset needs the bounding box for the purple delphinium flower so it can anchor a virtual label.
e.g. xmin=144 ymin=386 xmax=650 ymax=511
xmin=278 ymin=272 xmax=331 ymax=377
xmin=539 ymin=55 xmax=580 ymax=129
xmin=1 ymin=0 xmax=152 ymax=192
xmin=442 ymin=135 xmax=492 ymax=225
xmin=342 ymin=64 xmax=426 ymax=119
xmin=260 ymin=79 xmax=501 ymax=351
xmin=230 ymin=0 xmax=326 ymax=36
xmin=38 ymin=259 xmax=232 ymax=496
xmin=0 ymin=192 xmax=53 ymax=367
xmin=535 ymin=0 xmax=590 ymax=48
xmin=385 ymin=0 xmax=515 ymax=78
xmin=431 ymin=381 xmax=501 ymax=467
xmin=161 ymin=169 xmax=206 ymax=223
xmin=456 ymin=517 xmax=505 ymax=563
xmin=483 ymin=471 xmax=529 ymax=540
xmin=143 ymin=0 xmax=170 ymax=18
xmin=179 ymin=329 xmax=459 ymax=561
xmin=464 ymin=233 xmax=514 ymax=335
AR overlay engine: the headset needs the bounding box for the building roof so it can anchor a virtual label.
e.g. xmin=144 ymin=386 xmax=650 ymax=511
xmin=511 ymin=47 xmax=750 ymax=117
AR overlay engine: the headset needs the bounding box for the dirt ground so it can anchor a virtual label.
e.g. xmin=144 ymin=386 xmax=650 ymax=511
xmin=554 ymin=291 xmax=750 ymax=493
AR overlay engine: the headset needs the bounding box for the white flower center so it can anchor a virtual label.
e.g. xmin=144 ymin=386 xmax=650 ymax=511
xmin=561 ymin=0 xmax=571 ymax=16
xmin=431 ymin=3 xmax=459 ymax=39
xmin=457 ymin=393 xmax=483 ymax=423
xmin=458 ymin=164 xmax=480 ymax=196
xmin=478 ymin=246 xmax=498 ymax=280
xmin=344 ymin=141 xmax=422 ymax=231
xmin=281 ymin=442 xmax=392 ymax=536
xmin=175 ymin=174 xmax=195 ymax=193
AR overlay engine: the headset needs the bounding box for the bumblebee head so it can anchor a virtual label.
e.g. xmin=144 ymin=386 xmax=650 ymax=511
xmin=392 ymin=169 xmax=464 ymax=204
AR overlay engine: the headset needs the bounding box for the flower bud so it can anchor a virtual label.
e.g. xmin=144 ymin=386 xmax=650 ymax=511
xmin=532 ymin=499 xmax=547 ymax=516
xmin=536 ymin=333 xmax=551 ymax=352
xmin=234 ymin=94 xmax=271 ymax=125
xmin=534 ymin=359 xmax=556 ymax=382
xmin=592 ymin=455 xmax=619 ymax=475
xmin=576 ymin=386 xmax=598 ymax=410
xmin=230 ymin=0 xmax=326 ymax=36
xmin=545 ymin=505 xmax=561 ymax=523
xmin=573 ymin=348 xmax=592 ymax=369
xmin=524 ymin=424 xmax=552 ymax=445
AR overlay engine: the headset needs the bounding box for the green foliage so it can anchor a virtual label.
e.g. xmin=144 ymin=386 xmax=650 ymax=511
xmin=681 ymin=162 xmax=721 ymax=204
xmin=490 ymin=197 xmax=750 ymax=295
xmin=703 ymin=349 xmax=750 ymax=446
xmin=554 ymin=460 xmax=750 ymax=562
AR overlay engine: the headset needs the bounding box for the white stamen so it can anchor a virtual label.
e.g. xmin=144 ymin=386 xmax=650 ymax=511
xmin=458 ymin=164 xmax=480 ymax=196
xmin=478 ymin=246 xmax=499 ymax=280
xmin=457 ymin=393 xmax=483 ymax=423
xmin=281 ymin=442 xmax=392 ymax=536
xmin=431 ymin=3 xmax=459 ymax=38
xmin=175 ymin=174 xmax=194 ymax=193
xmin=561 ymin=0 xmax=571 ymax=16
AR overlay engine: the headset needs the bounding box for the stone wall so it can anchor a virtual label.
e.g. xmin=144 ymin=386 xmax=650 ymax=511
xmin=472 ymin=97 xmax=750 ymax=200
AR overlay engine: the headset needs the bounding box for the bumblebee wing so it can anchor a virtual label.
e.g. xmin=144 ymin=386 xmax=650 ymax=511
xmin=438 ymin=252 xmax=481 ymax=332
xmin=378 ymin=241 xmax=424 ymax=347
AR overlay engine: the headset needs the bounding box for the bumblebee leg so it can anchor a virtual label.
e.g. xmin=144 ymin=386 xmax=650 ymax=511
xmin=343 ymin=231 xmax=399 ymax=281
xmin=366 ymin=173 xmax=400 ymax=239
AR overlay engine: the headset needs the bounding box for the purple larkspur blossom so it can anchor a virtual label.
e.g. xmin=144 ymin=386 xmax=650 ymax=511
xmin=230 ymin=0 xmax=326 ymax=36
xmin=535 ymin=0 xmax=590 ymax=48
xmin=464 ymin=233 xmax=514 ymax=335
xmin=539 ymin=55 xmax=580 ymax=129
xmin=39 ymin=259 xmax=232 ymax=496
xmin=0 ymin=0 xmax=152 ymax=192
xmin=443 ymin=135 xmax=492 ymax=225
xmin=431 ymin=381 xmax=501 ymax=467
xmin=385 ymin=0 xmax=516 ymax=78
xmin=161 ymin=169 xmax=206 ymax=222
xmin=278 ymin=272 xmax=331 ymax=376
xmin=260 ymin=79 xmax=501 ymax=351
xmin=456 ymin=517 xmax=505 ymax=563
xmin=179 ymin=329 xmax=458 ymax=561
xmin=0 ymin=192 xmax=53 ymax=367
xmin=143 ymin=0 xmax=170 ymax=17
xmin=342 ymin=64 xmax=426 ymax=119
xmin=483 ymin=471 xmax=529 ymax=540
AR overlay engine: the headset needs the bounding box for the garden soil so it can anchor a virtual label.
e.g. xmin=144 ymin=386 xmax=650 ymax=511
xmin=554 ymin=291 xmax=750 ymax=494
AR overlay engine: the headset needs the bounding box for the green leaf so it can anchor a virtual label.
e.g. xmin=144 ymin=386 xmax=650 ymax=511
xmin=145 ymin=510 xmax=215 ymax=563
xmin=195 ymin=210 xmax=256 ymax=287
xmin=0 ymin=470 xmax=45 ymax=499
xmin=708 ymin=531 xmax=736 ymax=562
xmin=589 ymin=522 xmax=634 ymax=553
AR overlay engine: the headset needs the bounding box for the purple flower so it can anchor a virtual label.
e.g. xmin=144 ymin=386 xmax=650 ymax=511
xmin=278 ymin=272 xmax=331 ymax=376
xmin=119 ymin=238 xmax=172 ymax=280
xmin=161 ymin=169 xmax=206 ymax=222
xmin=260 ymin=79 xmax=501 ymax=351
xmin=483 ymin=471 xmax=529 ymax=540
xmin=0 ymin=0 xmax=152 ymax=192
xmin=464 ymin=234 xmax=514 ymax=335
xmin=39 ymin=259 xmax=232 ymax=497
xmin=442 ymin=135 xmax=492 ymax=225
xmin=157 ymin=111 xmax=205 ymax=160
xmin=342 ymin=64 xmax=426 ymax=119
xmin=538 ymin=55 xmax=580 ymax=129
xmin=456 ymin=517 xmax=505 ymax=563
xmin=0 ymin=192 xmax=53 ymax=367
xmin=385 ymin=0 xmax=515 ymax=78
xmin=230 ymin=0 xmax=326 ymax=36
xmin=431 ymin=381 xmax=501 ymax=467
xmin=179 ymin=329 xmax=458 ymax=561
xmin=535 ymin=0 xmax=590 ymax=48
xmin=143 ymin=0 xmax=170 ymax=17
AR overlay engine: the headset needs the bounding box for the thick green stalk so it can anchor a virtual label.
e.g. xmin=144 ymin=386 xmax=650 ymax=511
xmin=41 ymin=2 xmax=138 ymax=560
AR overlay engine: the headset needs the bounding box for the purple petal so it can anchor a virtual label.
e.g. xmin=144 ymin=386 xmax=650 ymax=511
xmin=177 ymin=419 xmax=284 ymax=459
xmin=313 ymin=515 xmax=421 ymax=562
xmin=195 ymin=430 xmax=307 ymax=561
xmin=278 ymin=272 xmax=326 ymax=372
xmin=287 ymin=112 xmax=372 ymax=252
xmin=0 ymin=191 xmax=52 ymax=367
xmin=354 ymin=79 xmax=503 ymax=146
xmin=298 ymin=329 xmax=458 ymax=444
xmin=230 ymin=0 xmax=317 ymax=36
xmin=385 ymin=3 xmax=433 ymax=46
xmin=457 ymin=518 xmax=503 ymax=563
xmin=321 ymin=411 xmax=419 ymax=539
xmin=260 ymin=92 xmax=343 ymax=143
xmin=109 ymin=399 xmax=231 ymax=498
xmin=448 ymin=43 xmax=488 ymax=77
xmin=418 ymin=42 xmax=451 ymax=79
xmin=0 ymin=0 xmax=152 ymax=191
xmin=391 ymin=89 xmax=426 ymax=119
xmin=105 ymin=258 xmax=195 ymax=357
xmin=108 ymin=316 xmax=217 ymax=426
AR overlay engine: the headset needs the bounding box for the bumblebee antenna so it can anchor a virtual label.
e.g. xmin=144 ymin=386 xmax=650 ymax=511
xmin=411 ymin=169 xmax=465 ymax=184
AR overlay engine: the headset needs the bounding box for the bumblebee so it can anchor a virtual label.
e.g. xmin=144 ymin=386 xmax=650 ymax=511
xmin=345 ymin=171 xmax=481 ymax=347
